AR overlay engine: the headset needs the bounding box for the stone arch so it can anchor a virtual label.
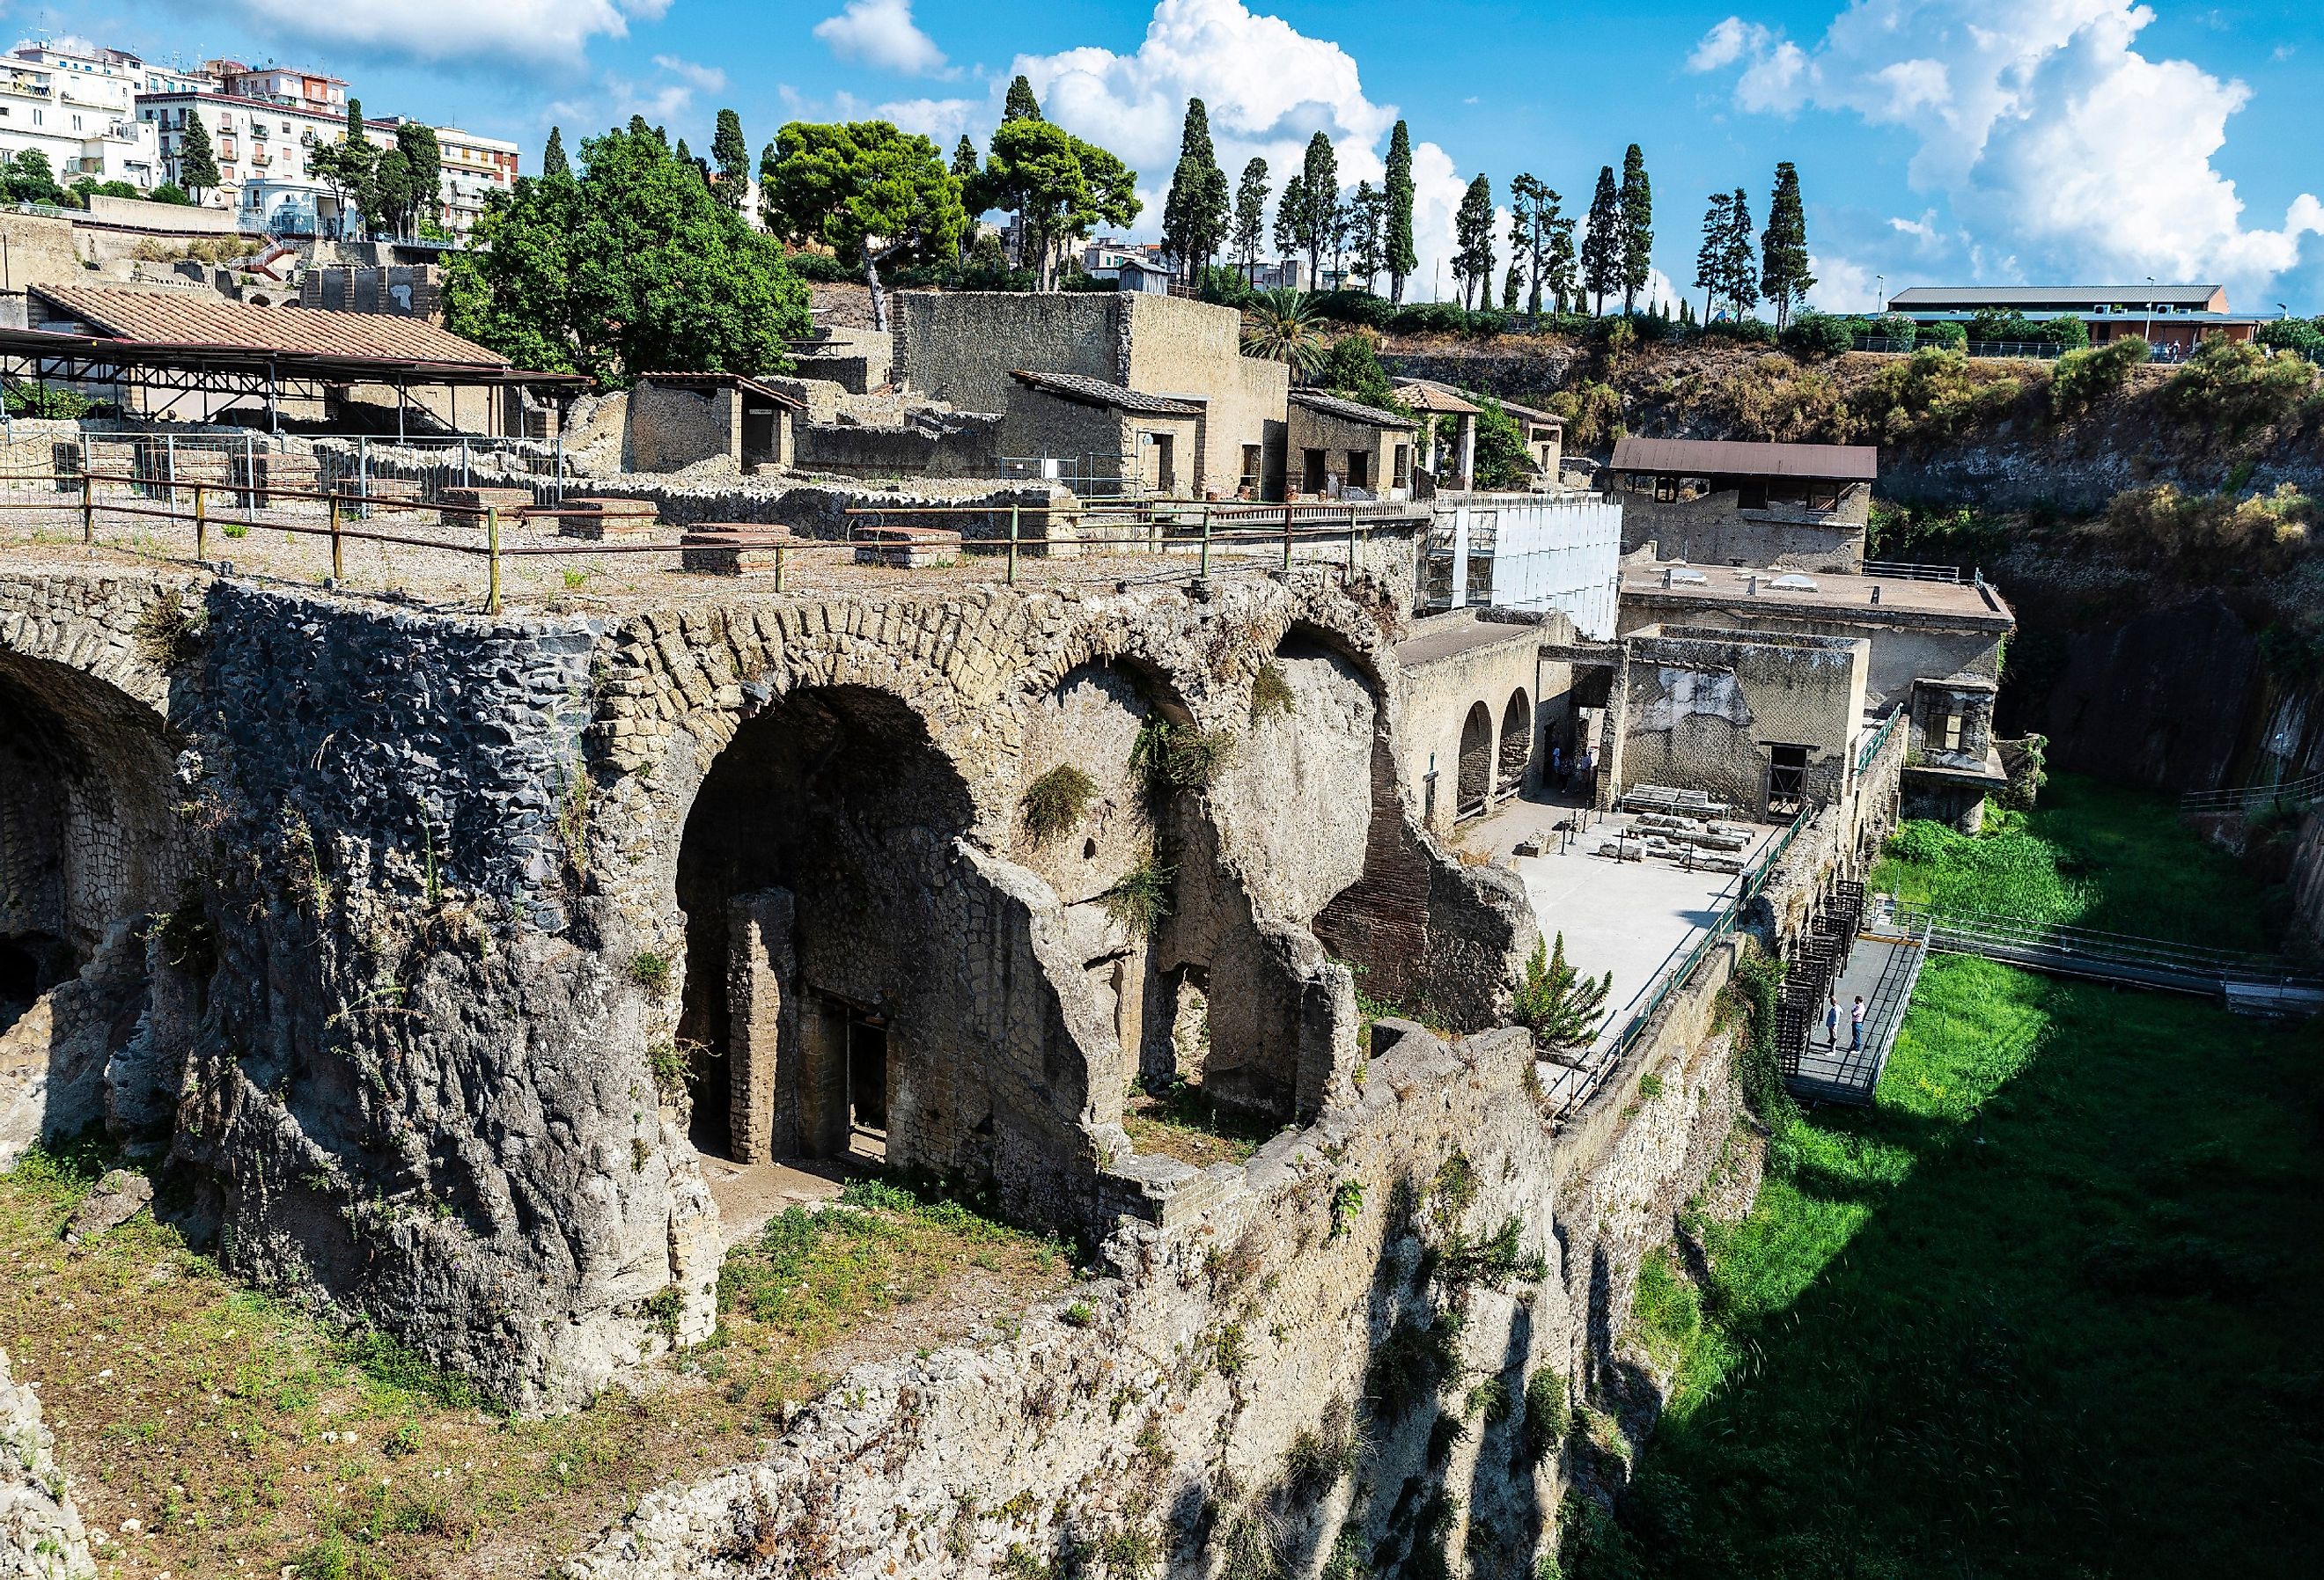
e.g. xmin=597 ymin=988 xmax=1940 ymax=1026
xmin=1458 ymin=701 xmax=1495 ymax=815
xmin=1499 ymin=687 xmax=1532 ymax=794
xmin=673 ymin=684 xmax=976 ymax=1165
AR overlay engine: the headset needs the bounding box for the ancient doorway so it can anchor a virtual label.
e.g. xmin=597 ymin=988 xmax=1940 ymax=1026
xmin=674 ymin=685 xmax=973 ymax=1167
xmin=1457 ymin=701 xmax=1495 ymax=816
xmin=1768 ymin=743 xmax=1810 ymax=818
xmin=1498 ymin=689 xmax=1532 ymax=794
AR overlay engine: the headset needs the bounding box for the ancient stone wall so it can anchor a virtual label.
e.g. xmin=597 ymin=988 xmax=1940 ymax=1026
xmin=795 ymin=410 xmax=1005 ymax=480
xmin=572 ymin=988 xmax=1753 ymax=1580
xmin=1617 ymin=488 xmax=1866 ymax=572
xmin=0 ymin=1344 xmax=95 ymax=1578
xmin=628 ymin=381 xmax=738 ymax=474
xmin=1616 ymin=591 xmax=2004 ymax=712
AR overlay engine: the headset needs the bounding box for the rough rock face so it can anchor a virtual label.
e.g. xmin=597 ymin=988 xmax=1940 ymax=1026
xmin=0 ymin=565 xmax=1529 ymax=1413
xmin=0 ymin=1348 xmax=95 ymax=1580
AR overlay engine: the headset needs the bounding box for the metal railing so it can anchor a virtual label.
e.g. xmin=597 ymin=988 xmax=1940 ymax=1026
xmin=2178 ymin=772 xmax=2324 ymax=816
xmin=1882 ymin=897 xmax=2324 ymax=995
xmin=1861 ymin=559 xmax=1965 ymax=584
xmin=1548 ymin=806 xmax=1811 ymax=1121
xmin=1857 ymin=705 xmax=1906 ymax=775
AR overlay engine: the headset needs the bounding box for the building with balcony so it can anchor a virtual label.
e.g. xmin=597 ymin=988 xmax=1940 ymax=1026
xmin=425 ymin=124 xmax=518 ymax=239
xmin=0 ymin=42 xmax=161 ymax=189
xmin=136 ymin=65 xmax=371 ymax=233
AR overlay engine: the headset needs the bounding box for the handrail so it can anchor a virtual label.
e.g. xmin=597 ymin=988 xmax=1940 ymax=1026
xmin=1861 ymin=559 xmax=1965 ymax=584
xmin=1885 ymin=897 xmax=2324 ymax=988
xmin=2178 ymin=772 xmax=2324 ymax=814
xmin=1857 ymin=705 xmax=1906 ymax=775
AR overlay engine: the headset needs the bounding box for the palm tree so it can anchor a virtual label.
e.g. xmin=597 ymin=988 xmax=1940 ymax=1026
xmin=1239 ymin=289 xmax=1326 ymax=374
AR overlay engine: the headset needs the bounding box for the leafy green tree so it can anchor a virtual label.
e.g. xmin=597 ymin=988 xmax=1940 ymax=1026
xmin=1581 ymin=164 xmax=1621 ymax=314
xmin=761 ymin=120 xmax=967 ymax=331
xmin=394 ymin=123 xmax=442 ymax=236
xmin=147 ymin=181 xmax=194 ymax=207
xmin=1452 ymin=174 xmax=1494 ymax=310
xmin=1232 ymin=158 xmax=1269 ymax=284
xmin=4 ymin=149 xmax=67 ymax=206
xmin=1761 ymin=160 xmax=1813 ymax=328
xmin=1346 ymin=180 xmax=1386 ymax=291
xmin=1471 ymin=396 xmax=1536 ymax=489
xmin=1502 ymin=263 xmax=1522 ymax=311
xmin=710 ymin=108 xmax=751 ymax=212
xmin=372 ymin=146 xmax=414 ymax=239
xmin=1285 ymin=131 xmax=1340 ymax=286
xmin=1508 ymin=174 xmax=1559 ymax=315
xmin=1385 ymin=119 xmax=1417 ymax=304
xmin=1315 ymin=334 xmax=1406 ymax=414
xmin=1512 ymin=933 xmax=1611 ymax=1050
xmin=1161 ymin=97 xmax=1231 ymax=276
xmin=1618 ymin=143 xmax=1653 ymax=314
xmin=175 ymin=108 xmax=219 ymax=202
xmin=446 ymin=120 xmax=807 ymax=384
xmin=982 ymin=116 xmax=1139 ymax=290
xmin=306 ymin=127 xmax=376 ymax=240
xmin=1694 ymin=191 xmax=1732 ymax=322
xmin=542 ymin=126 xmax=570 ymax=180
xmin=1718 ymin=186 xmax=1758 ymax=320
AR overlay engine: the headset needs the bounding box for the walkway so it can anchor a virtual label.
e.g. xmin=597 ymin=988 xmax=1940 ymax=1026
xmin=1789 ymin=915 xmax=1929 ymax=1106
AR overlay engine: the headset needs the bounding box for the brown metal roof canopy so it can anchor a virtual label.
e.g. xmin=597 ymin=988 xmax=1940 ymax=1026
xmin=1611 ymin=437 xmax=1878 ymax=481
xmin=31 ymin=283 xmax=518 ymax=367
xmin=0 ymin=323 xmax=585 ymax=387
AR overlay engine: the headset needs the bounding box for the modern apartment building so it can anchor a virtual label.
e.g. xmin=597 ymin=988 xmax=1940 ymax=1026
xmin=137 ymin=60 xmax=364 ymax=234
xmin=0 ymin=41 xmax=162 ymax=189
xmin=418 ymin=123 xmax=518 ymax=239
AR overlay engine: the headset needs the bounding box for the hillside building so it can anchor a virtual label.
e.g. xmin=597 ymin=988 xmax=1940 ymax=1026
xmin=1885 ymin=283 xmax=2264 ymax=354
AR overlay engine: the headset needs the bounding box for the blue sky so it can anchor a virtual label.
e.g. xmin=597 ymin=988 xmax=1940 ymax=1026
xmin=32 ymin=0 xmax=2324 ymax=312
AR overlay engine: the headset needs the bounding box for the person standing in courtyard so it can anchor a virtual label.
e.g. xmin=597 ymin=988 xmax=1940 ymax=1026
xmin=1826 ymin=994 xmax=1840 ymax=1048
xmin=1850 ymin=994 xmax=1866 ymax=1051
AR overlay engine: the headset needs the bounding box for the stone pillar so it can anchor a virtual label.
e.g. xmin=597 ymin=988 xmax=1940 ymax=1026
xmin=1458 ymin=414 xmax=1477 ymax=492
xmin=725 ymin=888 xmax=795 ymax=1164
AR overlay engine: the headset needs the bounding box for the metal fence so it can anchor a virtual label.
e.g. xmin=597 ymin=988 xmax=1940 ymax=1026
xmin=1857 ymin=705 xmax=1906 ymax=775
xmin=1882 ymin=896 xmax=2324 ymax=996
xmin=2178 ymin=772 xmax=2324 ymax=817
xmin=1862 ymin=559 xmax=1966 ymax=584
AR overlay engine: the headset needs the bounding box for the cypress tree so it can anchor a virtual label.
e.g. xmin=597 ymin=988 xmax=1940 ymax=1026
xmin=1003 ymin=75 xmax=1042 ymax=122
xmin=1297 ymin=131 xmax=1339 ymax=286
xmin=1719 ymin=186 xmax=1758 ymax=320
xmin=1161 ymin=98 xmax=1231 ymax=276
xmin=1385 ymin=120 xmax=1417 ymax=304
xmin=711 ymin=108 xmax=750 ymax=212
xmin=1452 ymin=175 xmax=1495 ymax=309
xmin=1695 ymin=192 xmax=1732 ymax=321
xmin=1581 ymin=165 xmax=1621 ymax=315
xmin=1618 ymin=143 xmax=1652 ymax=314
xmin=542 ymin=126 xmax=570 ymax=181
xmin=176 ymin=108 xmax=219 ymax=199
xmin=1761 ymin=161 xmax=1813 ymax=328
xmin=1233 ymin=158 xmax=1269 ymax=284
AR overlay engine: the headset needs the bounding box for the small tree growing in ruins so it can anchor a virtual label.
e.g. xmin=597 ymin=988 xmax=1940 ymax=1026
xmin=1511 ymin=933 xmax=1610 ymax=1050
xmin=761 ymin=119 xmax=967 ymax=331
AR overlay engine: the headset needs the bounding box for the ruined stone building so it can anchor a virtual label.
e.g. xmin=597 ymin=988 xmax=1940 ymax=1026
xmin=1609 ymin=437 xmax=1878 ymax=573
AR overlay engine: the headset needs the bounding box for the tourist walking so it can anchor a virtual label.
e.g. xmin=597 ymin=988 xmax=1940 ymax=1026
xmin=1850 ymin=995 xmax=1866 ymax=1051
xmin=1825 ymin=995 xmax=1840 ymax=1048
xmin=1550 ymin=743 xmax=1564 ymax=792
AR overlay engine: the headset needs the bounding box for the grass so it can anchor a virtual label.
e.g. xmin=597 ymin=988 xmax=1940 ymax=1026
xmin=0 ymin=1155 xmax=1070 ymax=1579
xmin=1870 ymin=770 xmax=2276 ymax=947
xmin=1122 ymin=1077 xmax=1276 ymax=1168
xmin=1578 ymin=777 xmax=2324 ymax=1579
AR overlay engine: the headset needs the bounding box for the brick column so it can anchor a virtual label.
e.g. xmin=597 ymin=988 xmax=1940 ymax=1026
xmin=724 ymin=889 xmax=796 ymax=1163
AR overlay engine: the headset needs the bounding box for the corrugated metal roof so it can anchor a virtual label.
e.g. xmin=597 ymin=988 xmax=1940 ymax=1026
xmin=1289 ymin=389 xmax=1416 ymax=428
xmin=1887 ymin=284 xmax=2225 ymax=310
xmin=1611 ymin=437 xmax=1878 ymax=481
xmin=32 ymin=283 xmax=511 ymax=367
xmin=1009 ymin=370 xmax=1204 ymax=415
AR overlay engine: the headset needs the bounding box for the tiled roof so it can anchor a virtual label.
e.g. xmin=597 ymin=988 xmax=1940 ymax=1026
xmin=1390 ymin=378 xmax=1481 ymax=415
xmin=636 ymin=371 xmax=805 ymax=411
xmin=1289 ymin=389 xmax=1416 ymax=429
xmin=31 ymin=283 xmax=510 ymax=368
xmin=1009 ymin=370 xmax=1204 ymax=415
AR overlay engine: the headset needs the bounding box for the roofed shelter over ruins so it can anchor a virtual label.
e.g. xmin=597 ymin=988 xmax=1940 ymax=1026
xmin=1610 ymin=436 xmax=1878 ymax=573
xmin=5 ymin=283 xmax=582 ymax=434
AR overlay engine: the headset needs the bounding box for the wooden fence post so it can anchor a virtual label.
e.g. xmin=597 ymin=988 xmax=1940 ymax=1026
xmin=328 ymin=494 xmax=344 ymax=582
xmin=486 ymin=506 xmax=502 ymax=614
xmin=193 ymin=483 xmax=207 ymax=562
xmin=80 ymin=472 xmax=93 ymax=544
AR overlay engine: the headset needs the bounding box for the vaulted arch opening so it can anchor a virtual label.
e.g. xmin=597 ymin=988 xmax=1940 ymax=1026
xmin=1499 ymin=687 xmax=1533 ymax=794
xmin=1457 ymin=700 xmax=1495 ymax=816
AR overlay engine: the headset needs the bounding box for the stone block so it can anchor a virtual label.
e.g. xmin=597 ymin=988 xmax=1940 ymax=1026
xmin=438 ymin=486 xmax=536 ymax=527
xmin=680 ymin=523 xmax=801 ymax=577
xmin=553 ymin=496 xmax=663 ymax=540
xmin=853 ymin=525 xmax=963 ymax=569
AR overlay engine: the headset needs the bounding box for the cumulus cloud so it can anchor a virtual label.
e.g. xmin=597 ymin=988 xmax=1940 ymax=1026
xmin=226 ymin=0 xmax=660 ymax=72
xmin=813 ymin=0 xmax=952 ymax=78
xmin=652 ymin=55 xmax=726 ymax=94
xmin=1002 ymin=0 xmax=1478 ymax=295
xmin=1688 ymin=1 xmax=2322 ymax=299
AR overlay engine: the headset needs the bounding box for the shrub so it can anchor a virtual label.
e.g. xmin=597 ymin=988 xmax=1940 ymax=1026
xmin=1019 ymin=764 xmax=1099 ymax=844
xmin=1780 ymin=312 xmax=1856 ymax=360
xmin=1311 ymin=288 xmax=1394 ymax=329
xmin=2094 ymin=481 xmax=2313 ymax=572
xmin=1699 ymin=353 xmax=1850 ymax=444
xmin=1365 ymin=1310 xmax=1465 ymax=1421
xmin=2256 ymin=315 xmax=2324 ymax=364
xmin=2162 ymin=334 xmax=2320 ymax=437
xmin=2050 ymin=336 xmax=2149 ymax=418
xmin=131 ymin=587 xmax=207 ymax=669
xmin=1698 ymin=315 xmax=1778 ymax=345
xmin=3 ymin=381 xmax=92 ymax=418
xmin=1389 ymin=301 xmax=1472 ymax=338
xmin=1249 ymin=661 xmax=1296 ymax=721
xmin=1522 ymin=1367 xmax=1571 ymax=1462
xmin=1101 ymin=855 xmax=1174 ymax=937
xmin=1470 ymin=397 xmax=1535 ymax=489
xmin=1849 ymin=348 xmax=2026 ymax=451
xmin=1548 ymin=379 xmax=1627 ymax=451
xmin=1131 ymin=717 xmax=1239 ymax=795
xmin=1512 ymin=933 xmax=1611 ymax=1050
xmin=1312 ymin=334 xmax=1407 ymax=415
xmin=779 ymin=248 xmax=855 ymax=283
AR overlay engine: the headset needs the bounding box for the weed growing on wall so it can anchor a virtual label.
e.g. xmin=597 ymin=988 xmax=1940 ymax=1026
xmin=1100 ymin=854 xmax=1175 ymax=937
xmin=1019 ymin=764 xmax=1099 ymax=844
xmin=131 ymin=588 xmax=207 ymax=669
xmin=1249 ymin=661 xmax=1297 ymax=721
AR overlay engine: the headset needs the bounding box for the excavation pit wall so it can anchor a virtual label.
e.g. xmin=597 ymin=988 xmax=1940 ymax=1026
xmin=0 ymin=564 xmax=1529 ymax=1415
xmin=570 ymin=956 xmax=1753 ymax=1580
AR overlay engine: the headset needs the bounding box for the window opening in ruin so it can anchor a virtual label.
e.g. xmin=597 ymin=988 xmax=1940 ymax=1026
xmin=1945 ymin=712 xmax=1964 ymax=752
xmin=1239 ymin=444 xmax=1262 ymax=494
xmin=1497 ymin=689 xmax=1532 ymax=795
xmin=741 ymin=402 xmax=780 ymax=468
xmin=1769 ymin=743 xmax=1810 ymax=817
xmin=1739 ymin=480 xmax=1769 ymax=511
xmin=1302 ymin=448 xmax=1327 ymax=495
xmin=1348 ymin=450 xmax=1371 ymax=491
xmin=1393 ymin=444 xmax=1410 ymax=489
xmin=1457 ymin=701 xmax=1495 ymax=818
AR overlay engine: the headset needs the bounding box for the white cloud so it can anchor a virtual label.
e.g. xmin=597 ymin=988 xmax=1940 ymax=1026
xmin=652 ymin=55 xmax=726 ymax=94
xmin=1688 ymin=2 xmax=2322 ymax=300
xmin=226 ymin=0 xmax=659 ymax=71
xmin=1005 ymin=0 xmax=1475 ymax=295
xmin=1807 ymin=252 xmax=1888 ymax=312
xmin=813 ymin=0 xmax=953 ymax=78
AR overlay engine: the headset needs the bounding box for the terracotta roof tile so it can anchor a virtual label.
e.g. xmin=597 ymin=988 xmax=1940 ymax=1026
xmin=32 ymin=284 xmax=509 ymax=368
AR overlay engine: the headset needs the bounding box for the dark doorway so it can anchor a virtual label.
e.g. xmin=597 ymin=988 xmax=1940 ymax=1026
xmin=0 ymin=937 xmax=50 ymax=1034
xmin=1458 ymin=701 xmax=1495 ymax=816
xmin=1303 ymin=448 xmax=1327 ymax=494
xmin=1769 ymin=743 xmax=1810 ymax=817
xmin=1498 ymin=689 xmax=1532 ymax=793
xmin=741 ymin=402 xmax=781 ymax=468
xmin=847 ymin=1012 xmax=889 ymax=1155
xmin=1348 ymin=450 xmax=1371 ymax=491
